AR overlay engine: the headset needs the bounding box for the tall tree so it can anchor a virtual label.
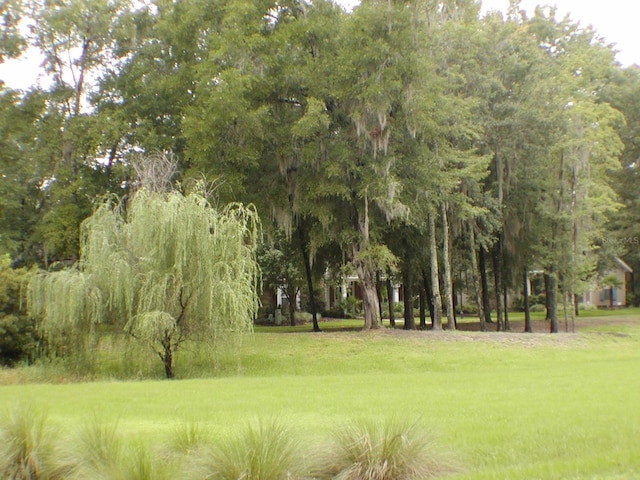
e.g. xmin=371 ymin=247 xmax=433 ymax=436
xmin=601 ymin=66 xmax=640 ymax=306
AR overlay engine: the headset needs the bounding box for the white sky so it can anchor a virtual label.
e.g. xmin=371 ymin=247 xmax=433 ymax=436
xmin=1 ymin=0 xmax=637 ymax=90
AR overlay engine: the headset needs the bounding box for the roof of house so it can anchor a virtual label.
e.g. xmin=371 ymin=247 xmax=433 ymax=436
xmin=615 ymin=256 xmax=633 ymax=273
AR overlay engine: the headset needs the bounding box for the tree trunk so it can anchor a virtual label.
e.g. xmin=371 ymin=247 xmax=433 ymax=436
xmin=523 ymin=269 xmax=532 ymax=333
xmin=441 ymin=203 xmax=455 ymax=330
xmin=546 ymin=269 xmax=559 ymax=333
xmin=479 ymin=246 xmax=492 ymax=325
xmin=609 ymin=288 xmax=614 ymax=309
xmin=422 ymin=269 xmax=435 ymax=325
xmin=386 ymin=276 xmax=396 ymax=328
xmin=297 ymin=225 xmax=321 ymax=332
xmin=352 ymin=242 xmax=381 ymax=329
xmin=429 ymin=212 xmax=443 ymax=330
xmin=503 ymin=283 xmax=510 ymax=331
xmin=352 ymin=195 xmax=381 ymax=330
xmin=287 ymin=288 xmax=297 ymax=327
xmin=492 ymin=243 xmax=503 ymax=332
xmin=358 ymin=267 xmax=381 ymax=329
xmin=544 ymin=273 xmax=552 ymax=321
xmin=403 ymin=267 xmax=416 ymax=330
xmin=376 ymin=271 xmax=384 ymax=325
xmin=562 ymin=289 xmax=569 ymax=333
xmin=419 ymin=286 xmax=426 ymax=330
xmin=161 ymin=340 xmax=174 ymax=379
xmin=469 ymin=226 xmax=486 ymax=331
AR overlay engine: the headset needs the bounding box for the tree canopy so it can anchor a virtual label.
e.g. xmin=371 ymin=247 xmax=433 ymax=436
xmin=2 ymin=0 xmax=638 ymax=338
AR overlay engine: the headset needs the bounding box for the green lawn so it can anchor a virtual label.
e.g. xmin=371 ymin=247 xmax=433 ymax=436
xmin=1 ymin=313 xmax=639 ymax=478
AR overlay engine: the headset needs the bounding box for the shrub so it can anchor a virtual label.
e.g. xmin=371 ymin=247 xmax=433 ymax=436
xmin=461 ymin=303 xmax=478 ymax=315
xmin=294 ymin=311 xmax=313 ymax=324
xmin=578 ymin=303 xmax=598 ymax=312
xmin=0 ymin=404 xmax=68 ymax=479
xmin=0 ymin=314 xmax=37 ymax=366
xmin=312 ymin=418 xmax=454 ymax=480
xmin=393 ymin=302 xmax=404 ymax=315
xmin=339 ymin=297 xmax=362 ymax=318
xmin=0 ymin=256 xmax=37 ymax=366
xmin=626 ymin=291 xmax=640 ymax=307
xmin=188 ymin=419 xmax=305 ymax=480
xmin=321 ymin=306 xmax=346 ymax=319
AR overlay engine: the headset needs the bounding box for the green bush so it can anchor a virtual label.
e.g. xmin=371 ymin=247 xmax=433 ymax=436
xmin=626 ymin=291 xmax=640 ymax=307
xmin=312 ymin=418 xmax=454 ymax=480
xmin=578 ymin=303 xmax=598 ymax=312
xmin=461 ymin=303 xmax=478 ymax=315
xmin=0 ymin=256 xmax=38 ymax=366
xmin=321 ymin=306 xmax=346 ymax=319
xmin=339 ymin=297 xmax=362 ymax=318
xmin=511 ymin=294 xmax=546 ymax=312
xmin=0 ymin=315 xmax=37 ymax=366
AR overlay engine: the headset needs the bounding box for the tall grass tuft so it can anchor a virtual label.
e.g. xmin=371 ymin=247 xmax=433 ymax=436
xmin=171 ymin=421 xmax=211 ymax=454
xmin=313 ymin=417 xmax=454 ymax=480
xmin=67 ymin=420 xmax=175 ymax=479
xmin=189 ymin=419 xmax=305 ymax=479
xmin=65 ymin=420 xmax=125 ymax=479
xmin=0 ymin=404 xmax=68 ymax=479
xmin=74 ymin=421 xmax=125 ymax=478
xmin=119 ymin=440 xmax=174 ymax=480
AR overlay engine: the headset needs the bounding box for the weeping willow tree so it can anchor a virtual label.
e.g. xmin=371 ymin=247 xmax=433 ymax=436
xmin=26 ymin=186 xmax=260 ymax=378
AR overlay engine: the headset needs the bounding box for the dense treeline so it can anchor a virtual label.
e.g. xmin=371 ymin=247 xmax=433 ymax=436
xmin=1 ymin=0 xmax=639 ymax=335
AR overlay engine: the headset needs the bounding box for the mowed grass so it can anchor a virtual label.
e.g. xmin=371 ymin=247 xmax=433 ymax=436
xmin=1 ymin=314 xmax=639 ymax=478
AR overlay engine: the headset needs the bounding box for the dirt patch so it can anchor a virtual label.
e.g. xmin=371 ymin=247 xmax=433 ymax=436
xmin=314 ymin=315 xmax=639 ymax=347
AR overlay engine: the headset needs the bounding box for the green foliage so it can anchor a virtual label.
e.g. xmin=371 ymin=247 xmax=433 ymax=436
xmin=189 ymin=419 xmax=304 ymax=480
xmin=0 ymin=0 xmax=25 ymax=62
xmin=313 ymin=417 xmax=453 ymax=480
xmin=600 ymin=274 xmax=623 ymax=290
xmin=338 ymin=296 xmax=362 ymax=319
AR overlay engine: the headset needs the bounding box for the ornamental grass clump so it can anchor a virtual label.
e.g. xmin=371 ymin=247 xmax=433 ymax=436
xmin=170 ymin=421 xmax=212 ymax=455
xmin=66 ymin=421 xmax=173 ymax=480
xmin=313 ymin=418 xmax=453 ymax=480
xmin=66 ymin=421 xmax=125 ymax=479
xmin=0 ymin=404 xmax=68 ymax=480
xmin=188 ymin=419 xmax=305 ymax=480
